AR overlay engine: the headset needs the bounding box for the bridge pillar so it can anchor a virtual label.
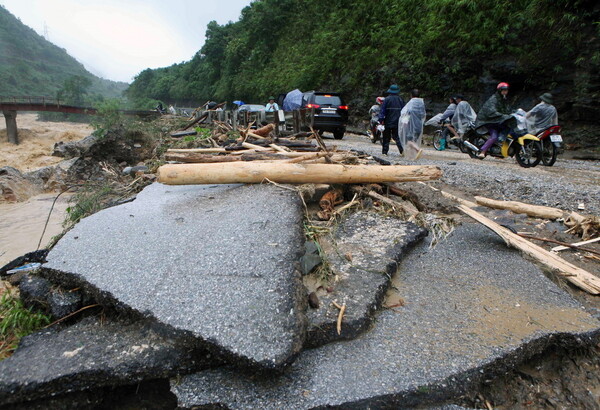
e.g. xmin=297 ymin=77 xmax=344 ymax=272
xmin=2 ymin=110 xmax=18 ymax=145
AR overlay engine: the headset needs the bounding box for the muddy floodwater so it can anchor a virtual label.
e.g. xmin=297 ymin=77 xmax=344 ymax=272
xmin=0 ymin=193 xmax=71 ymax=266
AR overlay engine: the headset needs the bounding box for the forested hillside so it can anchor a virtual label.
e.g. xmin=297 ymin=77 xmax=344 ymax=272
xmin=0 ymin=6 xmax=127 ymax=99
xmin=127 ymin=0 xmax=599 ymax=138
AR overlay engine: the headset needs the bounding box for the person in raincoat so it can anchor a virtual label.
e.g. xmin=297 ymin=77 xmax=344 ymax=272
xmin=475 ymin=82 xmax=513 ymax=158
xmin=265 ymin=96 xmax=279 ymax=112
xmin=378 ymin=84 xmax=405 ymax=155
xmin=525 ymin=93 xmax=558 ymax=134
xmin=437 ymin=96 xmax=457 ymax=149
xmin=451 ymin=95 xmax=477 ymax=137
xmin=398 ymin=89 xmax=426 ymax=160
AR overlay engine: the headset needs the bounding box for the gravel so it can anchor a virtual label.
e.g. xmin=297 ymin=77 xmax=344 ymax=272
xmin=334 ymin=134 xmax=600 ymax=214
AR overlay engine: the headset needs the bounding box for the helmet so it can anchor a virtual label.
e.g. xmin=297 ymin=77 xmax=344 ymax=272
xmin=497 ymin=82 xmax=510 ymax=90
xmin=376 ymin=96 xmax=384 ymax=104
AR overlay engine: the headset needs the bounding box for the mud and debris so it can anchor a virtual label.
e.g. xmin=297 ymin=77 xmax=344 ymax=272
xmin=0 ymin=115 xmax=599 ymax=408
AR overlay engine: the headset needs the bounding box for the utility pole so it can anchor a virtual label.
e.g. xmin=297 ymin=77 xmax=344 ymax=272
xmin=43 ymin=22 xmax=49 ymax=40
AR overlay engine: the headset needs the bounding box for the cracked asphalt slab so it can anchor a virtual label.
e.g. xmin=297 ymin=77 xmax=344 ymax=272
xmin=172 ymin=223 xmax=599 ymax=409
xmin=306 ymin=211 xmax=427 ymax=347
xmin=0 ymin=317 xmax=211 ymax=406
xmin=42 ymin=182 xmax=307 ymax=370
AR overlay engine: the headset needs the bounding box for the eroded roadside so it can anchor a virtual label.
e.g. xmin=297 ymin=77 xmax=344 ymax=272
xmin=0 ymin=120 xmax=599 ymax=409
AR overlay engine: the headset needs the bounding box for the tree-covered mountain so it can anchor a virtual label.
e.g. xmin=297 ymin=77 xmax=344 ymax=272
xmin=0 ymin=5 xmax=127 ymax=99
xmin=126 ymin=0 xmax=599 ymax=133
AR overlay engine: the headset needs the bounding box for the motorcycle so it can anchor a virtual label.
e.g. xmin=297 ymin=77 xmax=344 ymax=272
xmin=535 ymin=125 xmax=562 ymax=166
xmin=367 ymin=123 xmax=384 ymax=144
xmin=462 ymin=115 xmax=543 ymax=168
xmin=431 ymin=123 xmax=472 ymax=153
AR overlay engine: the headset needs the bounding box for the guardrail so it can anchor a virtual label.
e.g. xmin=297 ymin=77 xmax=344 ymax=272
xmin=0 ymin=96 xmax=63 ymax=105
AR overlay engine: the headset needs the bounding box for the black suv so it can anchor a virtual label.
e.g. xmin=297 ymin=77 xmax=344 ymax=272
xmin=302 ymin=91 xmax=348 ymax=139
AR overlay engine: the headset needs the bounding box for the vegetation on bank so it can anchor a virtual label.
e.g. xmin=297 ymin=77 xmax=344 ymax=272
xmin=126 ymin=0 xmax=599 ymax=115
xmin=0 ymin=6 xmax=127 ymax=99
xmin=0 ymin=287 xmax=51 ymax=360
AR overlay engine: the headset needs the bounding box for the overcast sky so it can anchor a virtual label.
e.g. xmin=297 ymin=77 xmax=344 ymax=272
xmin=1 ymin=0 xmax=252 ymax=83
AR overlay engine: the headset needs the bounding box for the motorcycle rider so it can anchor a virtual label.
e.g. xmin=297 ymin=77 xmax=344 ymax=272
xmin=451 ymin=95 xmax=477 ymax=137
xmin=379 ymin=84 xmax=405 ymax=156
xmin=475 ymin=82 xmax=513 ymax=158
xmin=438 ymin=96 xmax=457 ymax=149
xmin=369 ymin=97 xmax=384 ymax=142
xmin=525 ymin=93 xmax=558 ymax=134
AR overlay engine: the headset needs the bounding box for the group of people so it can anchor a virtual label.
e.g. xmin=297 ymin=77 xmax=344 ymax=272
xmin=370 ymin=84 xmax=426 ymax=160
xmin=369 ymin=82 xmax=559 ymax=160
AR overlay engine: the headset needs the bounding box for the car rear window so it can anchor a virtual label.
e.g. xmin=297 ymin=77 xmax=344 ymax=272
xmin=314 ymin=95 xmax=342 ymax=106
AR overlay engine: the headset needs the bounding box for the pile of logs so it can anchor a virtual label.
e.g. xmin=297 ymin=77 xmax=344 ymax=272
xmin=159 ymin=124 xmax=442 ymax=185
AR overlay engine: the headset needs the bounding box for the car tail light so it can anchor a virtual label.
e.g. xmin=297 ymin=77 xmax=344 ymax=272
xmin=307 ymin=104 xmax=320 ymax=109
xmin=338 ymin=105 xmax=348 ymax=110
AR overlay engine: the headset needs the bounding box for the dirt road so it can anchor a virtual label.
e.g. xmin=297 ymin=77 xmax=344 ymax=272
xmin=331 ymin=133 xmax=600 ymax=215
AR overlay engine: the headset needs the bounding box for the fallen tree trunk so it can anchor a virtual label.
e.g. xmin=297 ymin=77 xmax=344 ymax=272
xmin=158 ymin=163 xmax=442 ymax=185
xmin=458 ymin=204 xmax=600 ymax=295
xmin=474 ymin=196 xmax=564 ymax=220
xmin=164 ymin=152 xmax=289 ymax=163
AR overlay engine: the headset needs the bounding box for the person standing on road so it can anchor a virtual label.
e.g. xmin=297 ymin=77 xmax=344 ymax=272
xmin=265 ymin=96 xmax=279 ymax=112
xmin=525 ymin=93 xmax=558 ymax=134
xmin=475 ymin=82 xmax=513 ymax=158
xmin=398 ymin=89 xmax=426 ymax=160
xmin=378 ymin=84 xmax=405 ymax=156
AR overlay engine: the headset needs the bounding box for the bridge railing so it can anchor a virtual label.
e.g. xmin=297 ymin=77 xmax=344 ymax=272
xmin=0 ymin=96 xmax=62 ymax=105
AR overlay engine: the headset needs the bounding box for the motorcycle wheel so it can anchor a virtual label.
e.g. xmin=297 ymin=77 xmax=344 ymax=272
xmin=515 ymin=140 xmax=542 ymax=168
xmin=541 ymin=139 xmax=558 ymax=166
xmin=433 ymin=130 xmax=443 ymax=150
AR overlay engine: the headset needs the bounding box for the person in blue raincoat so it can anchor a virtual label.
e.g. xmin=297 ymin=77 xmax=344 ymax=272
xmin=378 ymin=84 xmax=405 ymax=156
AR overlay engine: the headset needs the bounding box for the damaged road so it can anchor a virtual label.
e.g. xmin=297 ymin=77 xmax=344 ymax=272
xmin=1 ymin=126 xmax=599 ymax=409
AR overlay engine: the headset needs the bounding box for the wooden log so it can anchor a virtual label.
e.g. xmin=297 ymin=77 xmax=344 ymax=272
xmin=164 ymin=152 xmax=289 ymax=163
xmin=517 ymin=234 xmax=600 ymax=256
xmin=385 ymin=184 xmax=427 ymax=212
xmin=158 ymin=163 xmax=442 ymax=185
xmin=179 ymin=112 xmax=208 ymax=131
xmin=269 ymin=144 xmax=290 ymax=153
xmin=167 ymin=148 xmax=228 ymax=154
xmin=165 ymin=153 xmax=242 ymax=163
xmin=418 ymin=182 xmax=479 ymax=208
xmin=367 ymin=191 xmax=419 ymax=217
xmin=474 ymin=196 xmax=564 ymax=220
xmin=241 ymin=142 xmax=271 ymax=151
xmin=253 ymin=123 xmax=275 ymax=137
xmin=552 ymin=237 xmax=600 ymax=252
xmin=457 ymin=204 xmax=600 ymax=295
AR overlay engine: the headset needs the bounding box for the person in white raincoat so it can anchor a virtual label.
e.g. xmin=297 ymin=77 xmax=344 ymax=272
xmin=451 ymin=96 xmax=477 ymax=137
xmin=525 ymin=93 xmax=558 ymax=134
xmin=398 ymin=89 xmax=426 ymax=160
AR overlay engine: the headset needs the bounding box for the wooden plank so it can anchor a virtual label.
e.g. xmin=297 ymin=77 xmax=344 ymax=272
xmin=458 ymin=204 xmax=600 ymax=295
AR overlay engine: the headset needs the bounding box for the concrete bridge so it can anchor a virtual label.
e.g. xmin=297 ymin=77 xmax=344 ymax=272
xmin=1 ymin=96 xmax=159 ymax=144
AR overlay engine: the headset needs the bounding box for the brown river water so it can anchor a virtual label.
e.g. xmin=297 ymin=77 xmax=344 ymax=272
xmin=1 ymin=113 xmax=88 ymax=268
xmin=0 ymin=193 xmax=71 ymax=267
